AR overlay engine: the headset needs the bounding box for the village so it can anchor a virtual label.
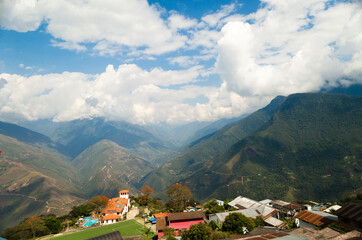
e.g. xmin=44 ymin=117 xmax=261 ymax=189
xmin=1 ymin=184 xmax=361 ymax=240
xmin=38 ymin=185 xmax=362 ymax=240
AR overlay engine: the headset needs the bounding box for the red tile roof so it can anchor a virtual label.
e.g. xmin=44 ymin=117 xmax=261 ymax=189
xmin=295 ymin=210 xmax=337 ymax=227
xmin=102 ymin=197 xmax=128 ymax=214
xmin=119 ymin=190 xmax=129 ymax=193
xmin=102 ymin=214 xmax=122 ymax=220
xmin=153 ymin=213 xmax=169 ymax=218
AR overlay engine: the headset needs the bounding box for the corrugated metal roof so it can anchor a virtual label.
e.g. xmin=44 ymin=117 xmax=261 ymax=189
xmin=240 ymin=232 xmax=307 ymax=240
xmin=168 ymin=211 xmax=205 ymax=221
xmin=295 ymin=210 xmax=337 ymax=227
xmin=229 ymin=196 xmax=265 ymax=209
xmin=211 ymin=207 xmax=282 ymax=228
xmin=335 ymin=203 xmax=362 ymax=222
xmin=264 ymin=217 xmax=286 ymax=228
xmin=156 ymin=217 xmax=167 ymax=231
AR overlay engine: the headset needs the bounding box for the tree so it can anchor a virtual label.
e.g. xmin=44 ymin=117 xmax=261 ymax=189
xmin=204 ymin=199 xmax=225 ymax=214
xmin=139 ymin=195 xmax=152 ymax=206
xmin=222 ymin=213 xmax=255 ymax=234
xmin=253 ymin=216 xmax=266 ymax=227
xmin=44 ymin=217 xmax=63 ymax=234
xmin=181 ymin=223 xmax=212 ymax=240
xmin=24 ymin=216 xmax=49 ymax=238
xmin=141 ymin=185 xmax=154 ymax=196
xmin=69 ymin=204 xmax=93 ymax=218
xmin=163 ymin=228 xmax=177 ymax=239
xmin=167 ymin=183 xmax=192 ymax=212
xmin=87 ymin=195 xmax=109 ymax=214
xmin=208 ymin=220 xmax=220 ymax=231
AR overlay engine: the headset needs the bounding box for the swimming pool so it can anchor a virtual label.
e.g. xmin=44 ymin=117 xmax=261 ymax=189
xmin=83 ymin=219 xmax=98 ymax=227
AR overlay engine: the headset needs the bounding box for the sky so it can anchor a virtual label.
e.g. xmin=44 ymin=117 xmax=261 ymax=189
xmin=0 ymin=0 xmax=361 ymax=125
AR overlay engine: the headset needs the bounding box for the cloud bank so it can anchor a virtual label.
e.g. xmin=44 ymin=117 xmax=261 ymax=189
xmin=0 ymin=0 xmax=361 ymax=124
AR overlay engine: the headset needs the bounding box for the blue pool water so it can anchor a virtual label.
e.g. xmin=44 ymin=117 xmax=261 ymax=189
xmin=84 ymin=217 xmax=91 ymax=220
xmin=84 ymin=219 xmax=98 ymax=227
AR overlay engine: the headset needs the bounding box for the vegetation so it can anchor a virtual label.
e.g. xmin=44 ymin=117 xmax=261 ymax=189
xmin=86 ymin=195 xmax=109 ymax=215
xmin=2 ymin=216 xmax=58 ymax=240
xmin=155 ymin=93 xmax=362 ymax=202
xmin=222 ymin=213 xmax=255 ymax=234
xmin=141 ymin=185 xmax=154 ymax=196
xmin=203 ymin=199 xmax=225 ymax=214
xmin=167 ymin=183 xmax=193 ymax=212
xmin=181 ymin=223 xmax=212 ymax=240
xmin=139 ymin=96 xmax=286 ymax=194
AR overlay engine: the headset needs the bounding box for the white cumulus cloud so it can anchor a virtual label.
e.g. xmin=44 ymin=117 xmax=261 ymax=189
xmin=216 ymin=0 xmax=362 ymax=100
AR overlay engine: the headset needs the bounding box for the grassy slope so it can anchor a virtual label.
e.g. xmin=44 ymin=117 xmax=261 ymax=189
xmin=140 ymin=96 xmax=286 ymax=193
xmin=50 ymin=219 xmax=144 ymax=240
xmin=72 ymin=139 xmax=155 ymax=197
xmin=180 ymin=93 xmax=362 ymax=202
xmin=0 ymin=134 xmax=85 ymax=233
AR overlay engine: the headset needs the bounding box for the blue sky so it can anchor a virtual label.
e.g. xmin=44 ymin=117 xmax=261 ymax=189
xmin=0 ymin=0 xmax=361 ymax=124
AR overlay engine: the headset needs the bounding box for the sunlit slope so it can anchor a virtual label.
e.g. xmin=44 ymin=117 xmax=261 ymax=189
xmin=180 ymin=93 xmax=362 ymax=201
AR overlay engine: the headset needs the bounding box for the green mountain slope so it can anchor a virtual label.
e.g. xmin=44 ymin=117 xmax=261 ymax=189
xmin=0 ymin=134 xmax=85 ymax=233
xmin=179 ymin=93 xmax=362 ymax=202
xmin=139 ymin=96 xmax=286 ymax=193
xmin=72 ymin=139 xmax=155 ymax=197
xmin=51 ymin=118 xmax=176 ymax=163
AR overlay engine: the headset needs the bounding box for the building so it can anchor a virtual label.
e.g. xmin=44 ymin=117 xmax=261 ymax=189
xmin=100 ymin=190 xmax=131 ymax=225
xmin=156 ymin=211 xmax=206 ymax=239
xmin=323 ymin=205 xmax=341 ymax=213
xmin=295 ymin=210 xmax=337 ymax=228
xmin=209 ymin=206 xmax=285 ymax=228
xmin=223 ymin=196 xmax=285 ymax=228
xmin=271 ymin=200 xmax=303 ymax=218
xmin=335 ymin=203 xmax=362 ymax=232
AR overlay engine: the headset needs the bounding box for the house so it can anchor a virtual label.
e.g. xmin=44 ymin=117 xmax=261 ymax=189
xmin=271 ymin=200 xmax=303 ymax=218
xmin=335 ymin=203 xmax=362 ymax=232
xmin=209 ymin=206 xmax=286 ymax=228
xmin=235 ymin=232 xmax=307 ymax=240
xmin=156 ymin=211 xmax=206 ymax=239
xmin=229 ymin=196 xmax=266 ymax=209
xmin=323 ymin=205 xmax=341 ymax=213
xmin=259 ymin=199 xmax=273 ymax=206
xmin=295 ymin=210 xmax=337 ymax=228
xmin=223 ymin=196 xmax=285 ymax=228
xmin=216 ymin=200 xmax=224 ymax=207
xmin=100 ymin=190 xmax=131 ymax=225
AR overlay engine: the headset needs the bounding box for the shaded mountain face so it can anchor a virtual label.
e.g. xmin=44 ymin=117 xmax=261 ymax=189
xmin=50 ymin=118 xmax=177 ymax=163
xmin=174 ymin=93 xmax=362 ymax=202
xmin=0 ymin=134 xmax=85 ymax=234
xmin=139 ymin=96 xmax=286 ymax=193
xmin=0 ymin=121 xmax=68 ymax=156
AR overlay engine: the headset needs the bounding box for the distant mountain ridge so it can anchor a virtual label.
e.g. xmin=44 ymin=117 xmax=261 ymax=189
xmin=167 ymin=93 xmax=362 ymax=202
xmin=50 ymin=118 xmax=177 ymax=164
xmin=73 ymin=139 xmax=155 ymax=197
xmin=139 ymin=95 xmax=287 ymax=193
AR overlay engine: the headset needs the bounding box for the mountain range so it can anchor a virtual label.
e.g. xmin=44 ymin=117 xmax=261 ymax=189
xmin=0 ymin=92 xmax=361 ymax=233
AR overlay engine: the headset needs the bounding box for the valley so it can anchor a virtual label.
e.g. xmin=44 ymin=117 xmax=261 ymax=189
xmin=0 ymin=92 xmax=361 ymax=233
